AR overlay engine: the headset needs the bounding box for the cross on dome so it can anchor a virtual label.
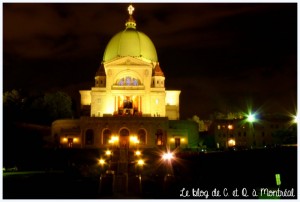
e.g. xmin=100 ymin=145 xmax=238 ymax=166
xmin=125 ymin=4 xmax=136 ymax=29
xmin=128 ymin=5 xmax=134 ymax=15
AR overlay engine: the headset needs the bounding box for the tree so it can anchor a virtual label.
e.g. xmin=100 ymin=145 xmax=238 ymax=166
xmin=3 ymin=89 xmax=25 ymax=122
xmin=44 ymin=91 xmax=73 ymax=122
xmin=3 ymin=90 xmax=73 ymax=125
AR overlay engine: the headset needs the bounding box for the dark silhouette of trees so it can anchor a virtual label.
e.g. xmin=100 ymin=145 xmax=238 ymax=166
xmin=4 ymin=89 xmax=73 ymax=125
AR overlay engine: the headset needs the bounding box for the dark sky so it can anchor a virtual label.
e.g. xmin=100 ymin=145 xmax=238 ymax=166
xmin=3 ymin=3 xmax=297 ymax=119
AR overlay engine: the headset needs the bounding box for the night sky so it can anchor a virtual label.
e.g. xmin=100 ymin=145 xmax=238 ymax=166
xmin=3 ymin=3 xmax=297 ymax=119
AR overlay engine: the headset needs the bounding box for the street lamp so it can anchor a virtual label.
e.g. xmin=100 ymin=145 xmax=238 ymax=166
xmin=162 ymin=151 xmax=175 ymax=175
xmin=99 ymin=158 xmax=105 ymax=166
xmin=246 ymin=112 xmax=258 ymax=149
xmin=136 ymin=158 xmax=144 ymax=193
xmin=247 ymin=113 xmax=256 ymax=123
xmin=105 ymin=149 xmax=113 ymax=169
xmin=135 ymin=150 xmax=142 ymax=156
xmin=162 ymin=151 xmax=176 ymax=194
xmin=162 ymin=152 xmax=174 ymax=161
xmin=137 ymin=159 xmax=144 ymax=167
xmin=105 ymin=149 xmax=112 ymax=156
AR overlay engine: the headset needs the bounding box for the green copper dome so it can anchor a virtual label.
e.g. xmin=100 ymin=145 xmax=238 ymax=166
xmin=103 ymin=8 xmax=158 ymax=63
xmin=103 ymin=28 xmax=158 ymax=62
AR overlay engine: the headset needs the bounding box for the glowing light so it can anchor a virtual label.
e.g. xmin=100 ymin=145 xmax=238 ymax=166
xmin=293 ymin=114 xmax=298 ymax=123
xmin=228 ymin=139 xmax=236 ymax=147
xmin=137 ymin=159 xmax=144 ymax=166
xmin=170 ymin=138 xmax=175 ymax=142
xmin=62 ymin=138 xmax=68 ymax=142
xmin=181 ymin=138 xmax=185 ymax=142
xmin=130 ymin=136 xmax=139 ymax=144
xmin=128 ymin=4 xmax=134 ymax=15
xmin=109 ymin=136 xmax=119 ymax=144
xmin=73 ymin=138 xmax=79 ymax=143
xmin=228 ymin=125 xmax=233 ymax=130
xmin=99 ymin=159 xmax=105 ymax=165
xmin=247 ymin=113 xmax=256 ymax=123
xmin=105 ymin=150 xmax=112 ymax=156
xmin=135 ymin=150 xmax=141 ymax=156
xmin=162 ymin=152 xmax=174 ymax=161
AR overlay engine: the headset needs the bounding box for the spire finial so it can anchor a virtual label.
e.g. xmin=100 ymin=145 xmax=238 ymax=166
xmin=128 ymin=4 xmax=135 ymax=16
xmin=125 ymin=4 xmax=136 ymax=29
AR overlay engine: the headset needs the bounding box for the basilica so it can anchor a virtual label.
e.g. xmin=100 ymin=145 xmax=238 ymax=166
xmin=51 ymin=5 xmax=199 ymax=150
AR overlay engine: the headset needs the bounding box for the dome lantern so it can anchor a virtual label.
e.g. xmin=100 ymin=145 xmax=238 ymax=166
xmin=103 ymin=4 xmax=158 ymax=62
xmin=125 ymin=4 xmax=136 ymax=29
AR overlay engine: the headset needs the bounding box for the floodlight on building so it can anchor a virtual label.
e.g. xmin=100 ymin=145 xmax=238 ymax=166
xmin=112 ymin=136 xmax=119 ymax=142
xmin=109 ymin=136 xmax=119 ymax=144
xmin=130 ymin=136 xmax=139 ymax=144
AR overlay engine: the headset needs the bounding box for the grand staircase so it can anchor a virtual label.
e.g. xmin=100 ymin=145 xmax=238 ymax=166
xmin=114 ymin=148 xmax=129 ymax=194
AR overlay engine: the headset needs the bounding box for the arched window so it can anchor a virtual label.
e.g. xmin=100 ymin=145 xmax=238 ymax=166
xmin=85 ymin=129 xmax=94 ymax=145
xmin=156 ymin=129 xmax=164 ymax=146
xmin=120 ymin=128 xmax=129 ymax=137
xmin=116 ymin=76 xmax=141 ymax=86
xmin=103 ymin=129 xmax=112 ymax=144
xmin=138 ymin=129 xmax=146 ymax=145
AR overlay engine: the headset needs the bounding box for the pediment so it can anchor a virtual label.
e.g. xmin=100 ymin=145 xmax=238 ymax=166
xmin=104 ymin=56 xmax=153 ymax=67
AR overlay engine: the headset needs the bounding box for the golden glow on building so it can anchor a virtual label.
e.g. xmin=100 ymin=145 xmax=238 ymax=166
xmin=109 ymin=136 xmax=119 ymax=144
xmin=130 ymin=136 xmax=139 ymax=144
xmin=228 ymin=139 xmax=236 ymax=147
xmin=79 ymin=12 xmax=181 ymax=120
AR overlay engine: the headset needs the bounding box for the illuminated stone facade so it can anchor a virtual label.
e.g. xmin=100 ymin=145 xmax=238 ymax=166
xmin=79 ymin=15 xmax=180 ymax=120
xmin=51 ymin=5 xmax=198 ymax=150
xmin=80 ymin=57 xmax=180 ymax=120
